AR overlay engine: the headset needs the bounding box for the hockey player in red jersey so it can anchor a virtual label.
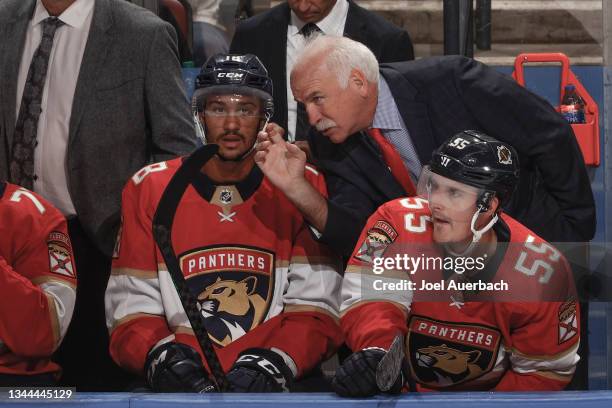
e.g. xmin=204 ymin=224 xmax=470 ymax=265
xmin=105 ymin=54 xmax=343 ymax=392
xmin=333 ymin=130 xmax=580 ymax=396
xmin=0 ymin=182 xmax=77 ymax=385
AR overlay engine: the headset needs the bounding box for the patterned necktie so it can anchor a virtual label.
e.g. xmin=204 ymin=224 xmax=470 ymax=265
xmin=295 ymin=23 xmax=322 ymax=141
xmin=367 ymin=128 xmax=416 ymax=196
xmin=299 ymin=22 xmax=321 ymax=38
xmin=10 ymin=17 xmax=64 ymax=190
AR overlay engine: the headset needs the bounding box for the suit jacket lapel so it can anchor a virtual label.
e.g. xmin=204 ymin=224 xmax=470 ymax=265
xmin=1 ymin=0 xmax=35 ymax=154
xmin=343 ymin=0 xmax=367 ymax=44
xmin=68 ymin=0 xmax=113 ymax=146
xmin=380 ymin=65 xmax=436 ymax=165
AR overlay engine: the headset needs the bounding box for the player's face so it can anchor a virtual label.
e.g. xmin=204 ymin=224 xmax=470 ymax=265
xmin=202 ymin=94 xmax=262 ymax=160
xmin=287 ymin=0 xmax=336 ymax=23
xmin=291 ymin=63 xmax=371 ymax=144
xmin=427 ymin=174 xmax=482 ymax=245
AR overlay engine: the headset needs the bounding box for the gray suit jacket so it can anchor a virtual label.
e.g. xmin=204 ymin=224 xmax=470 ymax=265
xmin=0 ymin=0 xmax=198 ymax=255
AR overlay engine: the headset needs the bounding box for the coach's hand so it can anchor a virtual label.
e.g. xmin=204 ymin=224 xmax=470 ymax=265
xmin=332 ymin=348 xmax=403 ymax=398
xmin=227 ymin=348 xmax=294 ymax=392
xmin=145 ymin=342 xmax=215 ymax=393
xmin=256 ymin=122 xmax=285 ymax=146
xmin=255 ymin=123 xmax=307 ymax=192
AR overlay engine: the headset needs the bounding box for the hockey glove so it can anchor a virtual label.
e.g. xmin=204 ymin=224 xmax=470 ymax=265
xmin=332 ymin=348 xmax=404 ymax=398
xmin=227 ymin=348 xmax=295 ymax=392
xmin=144 ymin=342 xmax=215 ymax=393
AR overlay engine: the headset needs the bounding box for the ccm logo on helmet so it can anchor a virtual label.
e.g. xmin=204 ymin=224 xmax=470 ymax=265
xmin=218 ymin=72 xmax=244 ymax=78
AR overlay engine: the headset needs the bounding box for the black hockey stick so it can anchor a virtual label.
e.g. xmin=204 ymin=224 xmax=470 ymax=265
xmin=376 ymin=334 xmax=405 ymax=392
xmin=152 ymin=144 xmax=230 ymax=392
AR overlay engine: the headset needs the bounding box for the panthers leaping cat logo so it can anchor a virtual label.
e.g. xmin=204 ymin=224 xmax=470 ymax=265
xmin=416 ymin=344 xmax=484 ymax=387
xmin=197 ymin=276 xmax=267 ymax=346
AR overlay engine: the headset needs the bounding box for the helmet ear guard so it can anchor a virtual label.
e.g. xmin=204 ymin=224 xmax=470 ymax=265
xmin=476 ymin=191 xmax=495 ymax=213
xmin=263 ymin=99 xmax=275 ymax=119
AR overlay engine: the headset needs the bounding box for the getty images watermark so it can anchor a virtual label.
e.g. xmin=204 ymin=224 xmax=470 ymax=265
xmin=353 ymin=240 xmax=611 ymax=303
xmin=369 ymin=253 xmax=509 ymax=293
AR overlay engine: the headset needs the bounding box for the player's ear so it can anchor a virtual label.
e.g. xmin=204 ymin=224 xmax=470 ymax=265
xmin=488 ymin=196 xmax=500 ymax=214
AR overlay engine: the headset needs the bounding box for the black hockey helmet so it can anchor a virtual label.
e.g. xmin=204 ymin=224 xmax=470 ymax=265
xmin=193 ymin=53 xmax=274 ymax=117
xmin=420 ymin=130 xmax=520 ymax=209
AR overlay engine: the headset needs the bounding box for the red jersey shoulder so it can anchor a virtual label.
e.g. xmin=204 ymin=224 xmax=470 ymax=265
xmin=0 ymin=182 xmax=64 ymax=231
xmin=0 ymin=183 xmax=74 ymax=279
xmin=124 ymin=158 xmax=182 ymax=205
xmin=502 ymin=213 xmax=547 ymax=244
xmin=352 ymin=197 xmax=433 ymax=265
xmin=129 ymin=158 xmax=182 ymax=190
xmin=498 ymin=213 xmax=572 ymax=297
xmin=381 ymin=197 xmax=434 ymax=242
xmin=379 ymin=196 xmax=432 ymax=221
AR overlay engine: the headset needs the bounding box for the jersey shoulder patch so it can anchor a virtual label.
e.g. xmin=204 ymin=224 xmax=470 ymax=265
xmin=47 ymin=231 xmax=76 ymax=278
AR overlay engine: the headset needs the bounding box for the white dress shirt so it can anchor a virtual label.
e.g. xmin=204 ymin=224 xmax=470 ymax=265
xmin=187 ymin=0 xmax=224 ymax=29
xmin=286 ymin=0 xmax=349 ymax=142
xmin=15 ymin=0 xmax=94 ymax=216
xmin=372 ymin=77 xmax=422 ymax=182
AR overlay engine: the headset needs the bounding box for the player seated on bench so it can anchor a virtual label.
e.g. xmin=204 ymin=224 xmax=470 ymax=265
xmin=105 ymin=54 xmax=342 ymax=392
xmin=334 ymin=131 xmax=580 ymax=396
xmin=0 ymin=182 xmax=76 ymax=386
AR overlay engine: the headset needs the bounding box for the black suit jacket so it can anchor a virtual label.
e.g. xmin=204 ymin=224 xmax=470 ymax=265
xmin=310 ymin=56 xmax=596 ymax=257
xmin=229 ymin=0 xmax=414 ymax=131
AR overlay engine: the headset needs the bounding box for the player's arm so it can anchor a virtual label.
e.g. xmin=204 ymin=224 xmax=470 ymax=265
xmin=106 ymin=166 xmax=215 ymax=392
xmin=225 ymin=173 xmax=343 ymax=391
xmin=105 ymin=169 xmax=174 ymax=374
xmin=226 ymin=225 xmax=343 ymax=392
xmin=494 ymin=242 xmax=581 ymax=391
xmin=494 ymin=299 xmax=580 ymax=391
xmin=0 ymin=189 xmax=76 ymax=357
xmin=332 ymin=202 xmax=413 ymax=398
xmin=272 ymin=227 xmax=344 ymax=373
xmin=340 ymin=203 xmax=412 ymax=352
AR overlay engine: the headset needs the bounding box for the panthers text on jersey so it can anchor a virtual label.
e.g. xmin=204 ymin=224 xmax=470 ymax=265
xmin=105 ymin=158 xmax=343 ymax=378
xmin=340 ymin=196 xmax=579 ymax=391
xmin=0 ymin=182 xmax=76 ymax=378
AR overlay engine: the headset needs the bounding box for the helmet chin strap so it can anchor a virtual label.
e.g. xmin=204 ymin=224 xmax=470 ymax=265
xmin=193 ymin=111 xmax=207 ymax=145
xmin=444 ymin=206 xmax=498 ymax=258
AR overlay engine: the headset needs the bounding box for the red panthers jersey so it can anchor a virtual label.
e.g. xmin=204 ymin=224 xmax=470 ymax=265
xmin=106 ymin=159 xmax=343 ymax=378
xmin=341 ymin=197 xmax=579 ymax=391
xmin=0 ymin=182 xmax=76 ymax=377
